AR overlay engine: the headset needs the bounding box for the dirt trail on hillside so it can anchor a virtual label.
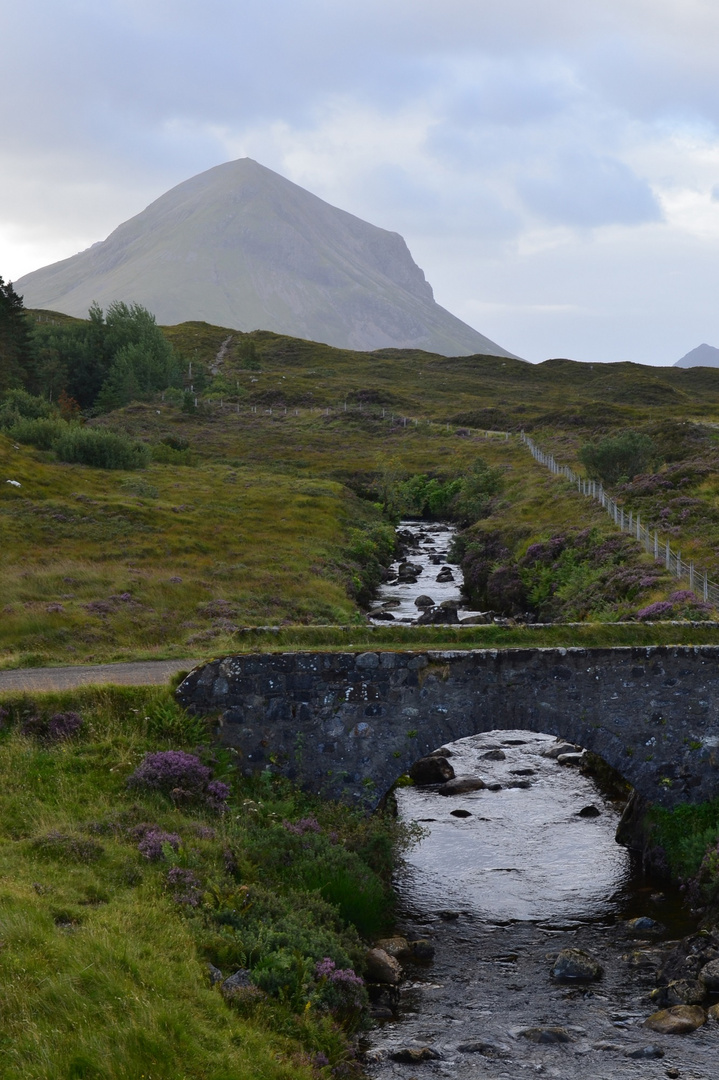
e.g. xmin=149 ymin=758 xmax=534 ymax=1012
xmin=0 ymin=660 xmax=202 ymax=693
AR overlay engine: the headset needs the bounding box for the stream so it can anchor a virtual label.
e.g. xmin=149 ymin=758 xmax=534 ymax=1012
xmin=364 ymin=520 xmax=713 ymax=1079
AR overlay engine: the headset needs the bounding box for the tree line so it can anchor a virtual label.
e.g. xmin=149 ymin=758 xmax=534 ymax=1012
xmin=0 ymin=277 xmax=182 ymax=412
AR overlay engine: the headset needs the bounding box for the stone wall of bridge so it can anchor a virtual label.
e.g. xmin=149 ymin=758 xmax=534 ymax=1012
xmin=176 ymin=646 xmax=719 ymax=808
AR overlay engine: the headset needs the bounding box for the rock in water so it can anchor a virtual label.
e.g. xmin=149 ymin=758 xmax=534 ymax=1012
xmin=651 ymin=979 xmax=707 ymax=1007
xmin=699 ymin=957 xmax=719 ymax=989
xmin=437 ymin=776 xmax=486 ymax=796
xmin=410 ymin=756 xmax=455 ymax=784
xmin=542 ymin=742 xmax=579 ymax=759
xmin=644 ymin=1005 xmax=706 ymax=1034
xmin=365 ymin=948 xmax=403 ymax=984
xmin=391 ymin=1047 xmax=442 ymax=1062
xmin=552 ymin=948 xmax=603 ymax=982
xmin=518 ymin=1027 xmax=572 ymax=1044
xmin=374 ymin=936 xmax=412 ymax=962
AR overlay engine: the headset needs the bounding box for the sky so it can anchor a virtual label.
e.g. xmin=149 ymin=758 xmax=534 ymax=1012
xmin=3 ymin=1 xmax=719 ymax=365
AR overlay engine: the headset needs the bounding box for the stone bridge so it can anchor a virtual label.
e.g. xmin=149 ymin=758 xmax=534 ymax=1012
xmin=176 ymin=646 xmax=719 ymax=809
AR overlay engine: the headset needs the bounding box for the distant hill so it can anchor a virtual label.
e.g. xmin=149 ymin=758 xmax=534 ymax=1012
xmin=674 ymin=343 xmax=719 ymax=368
xmin=14 ymin=158 xmax=517 ymax=359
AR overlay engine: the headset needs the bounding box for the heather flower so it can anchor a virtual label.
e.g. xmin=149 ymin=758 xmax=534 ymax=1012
xmin=128 ymin=750 xmax=211 ymax=797
xmin=313 ymin=958 xmax=367 ymax=1030
xmin=21 ymin=711 xmax=82 ymax=744
xmin=127 ymin=750 xmax=230 ymax=811
xmin=165 ymin=866 xmax=202 ymax=906
xmin=205 ymin=780 xmax=231 ymax=812
xmin=283 ymin=816 xmax=322 ymax=836
xmin=636 ymin=601 xmax=674 ymax=621
xmin=137 ymin=828 xmax=181 ymax=861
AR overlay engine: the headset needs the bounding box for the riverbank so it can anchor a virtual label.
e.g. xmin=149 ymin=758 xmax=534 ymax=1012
xmin=0 ymin=683 xmax=406 ymax=1078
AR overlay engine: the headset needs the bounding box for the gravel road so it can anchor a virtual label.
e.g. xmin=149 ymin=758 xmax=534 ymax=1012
xmin=0 ymin=659 xmax=202 ymax=692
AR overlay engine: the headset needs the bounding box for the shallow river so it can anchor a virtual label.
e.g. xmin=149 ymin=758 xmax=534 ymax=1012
xmin=364 ymin=521 xmax=714 ymax=1080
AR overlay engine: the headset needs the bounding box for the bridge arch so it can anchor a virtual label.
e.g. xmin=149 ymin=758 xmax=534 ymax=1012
xmin=176 ymin=646 xmax=719 ymax=809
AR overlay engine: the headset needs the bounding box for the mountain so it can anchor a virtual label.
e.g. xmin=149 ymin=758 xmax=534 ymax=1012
xmin=15 ymin=159 xmax=516 ymax=358
xmin=674 ymin=343 xmax=719 ymax=368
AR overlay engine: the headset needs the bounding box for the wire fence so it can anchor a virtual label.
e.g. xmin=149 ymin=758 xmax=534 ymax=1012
xmin=520 ymin=431 xmax=719 ymax=607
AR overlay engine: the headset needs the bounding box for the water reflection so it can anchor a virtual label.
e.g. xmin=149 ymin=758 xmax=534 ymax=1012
xmin=396 ymin=729 xmax=633 ymax=924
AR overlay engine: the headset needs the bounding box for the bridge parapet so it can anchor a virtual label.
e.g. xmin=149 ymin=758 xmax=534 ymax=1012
xmin=176 ymin=647 xmax=719 ymax=808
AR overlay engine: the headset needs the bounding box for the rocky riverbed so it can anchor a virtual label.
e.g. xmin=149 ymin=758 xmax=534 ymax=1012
xmin=369 ymin=520 xmax=488 ymax=624
xmin=364 ymin=732 xmax=716 ymax=1079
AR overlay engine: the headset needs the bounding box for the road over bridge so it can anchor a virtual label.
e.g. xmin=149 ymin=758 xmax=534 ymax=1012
xmin=177 ymin=646 xmax=719 ymax=809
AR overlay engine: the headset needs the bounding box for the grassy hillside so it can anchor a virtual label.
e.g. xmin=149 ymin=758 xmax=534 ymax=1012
xmin=2 ymin=313 xmax=719 ymax=668
xmin=0 ymin=684 xmax=406 ymax=1078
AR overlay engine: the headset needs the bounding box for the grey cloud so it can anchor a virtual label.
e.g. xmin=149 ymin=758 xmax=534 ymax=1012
xmin=517 ymin=152 xmax=662 ymax=228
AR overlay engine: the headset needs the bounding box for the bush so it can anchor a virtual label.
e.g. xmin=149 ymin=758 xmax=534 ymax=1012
xmin=127 ymin=750 xmax=230 ymax=811
xmin=53 ymin=426 xmax=150 ymax=469
xmin=579 ymin=430 xmax=659 ymax=486
xmin=0 ymin=388 xmax=54 ymax=427
xmin=9 ymin=416 xmax=69 ymax=450
xmin=21 ymin=710 xmax=83 ymax=744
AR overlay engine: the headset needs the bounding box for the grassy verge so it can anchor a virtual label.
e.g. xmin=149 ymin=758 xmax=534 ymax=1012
xmin=175 ymin=621 xmax=719 ymax=652
xmin=0 ymin=685 xmax=413 ymax=1079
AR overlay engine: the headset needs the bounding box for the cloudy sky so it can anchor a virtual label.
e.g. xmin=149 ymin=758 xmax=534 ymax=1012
xmin=3 ymin=0 xmax=719 ymax=364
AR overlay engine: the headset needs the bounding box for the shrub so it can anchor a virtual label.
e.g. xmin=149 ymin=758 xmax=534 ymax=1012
xmin=165 ymin=866 xmax=202 ymax=905
xmin=136 ymin=827 xmax=181 ymax=861
xmin=53 ymin=426 xmax=150 ymax=469
xmin=21 ymin=710 xmax=83 ymax=744
xmin=313 ymin=958 xmax=368 ymax=1032
xmin=0 ymin=388 xmax=54 ymax=427
xmin=8 ymin=416 xmax=69 ymax=450
xmin=127 ymin=750 xmax=229 ymax=811
xmin=579 ymin=430 xmax=659 ymax=486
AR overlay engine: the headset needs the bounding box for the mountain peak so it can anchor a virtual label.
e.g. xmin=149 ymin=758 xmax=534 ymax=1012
xmin=15 ymin=159 xmax=516 ymax=358
xmin=674 ymin=343 xmax=719 ymax=368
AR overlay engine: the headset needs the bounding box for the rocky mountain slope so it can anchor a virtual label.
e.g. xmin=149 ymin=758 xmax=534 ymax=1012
xmin=15 ymin=159 xmax=516 ymax=358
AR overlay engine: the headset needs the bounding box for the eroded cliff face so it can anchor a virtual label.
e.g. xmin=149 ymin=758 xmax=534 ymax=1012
xmin=16 ymin=158 xmax=516 ymax=358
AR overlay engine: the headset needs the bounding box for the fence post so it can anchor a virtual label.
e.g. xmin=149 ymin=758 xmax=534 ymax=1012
xmin=690 ymin=562 xmax=695 ymax=591
xmin=665 ymin=541 xmax=671 ymax=570
xmin=654 ymin=532 xmax=659 ymax=559
xmin=676 ymin=551 xmax=681 ymax=579
xmin=705 ymin=571 xmax=709 ymax=602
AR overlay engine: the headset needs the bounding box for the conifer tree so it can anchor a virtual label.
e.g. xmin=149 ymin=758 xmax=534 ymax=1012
xmin=0 ymin=277 xmax=31 ymax=394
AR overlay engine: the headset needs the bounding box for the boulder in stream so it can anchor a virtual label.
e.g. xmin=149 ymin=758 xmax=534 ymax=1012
xmin=552 ymin=948 xmax=603 ymax=982
xmin=699 ymin=957 xmax=719 ymax=989
xmin=481 ymin=749 xmax=506 ymax=761
xmin=542 ymin=742 xmax=580 ymax=759
xmin=651 ymin=979 xmax=707 ymax=1007
xmin=644 ymin=1005 xmax=706 ymax=1034
xmin=410 ymin=755 xmax=455 ymax=784
xmin=416 ymin=605 xmax=460 ymax=625
xmin=374 ymin=936 xmax=412 ymax=962
xmin=437 ymin=776 xmax=486 ymax=796
xmin=517 ymin=1026 xmax=573 ymax=1044
xmin=365 ymin=947 xmax=402 ymax=984
xmin=414 ymin=594 xmax=435 ymax=608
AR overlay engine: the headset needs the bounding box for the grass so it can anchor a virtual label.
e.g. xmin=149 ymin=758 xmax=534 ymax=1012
xmin=0 ymin=684 xmax=407 ymax=1078
xmin=6 ymin=314 xmax=719 ymax=664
